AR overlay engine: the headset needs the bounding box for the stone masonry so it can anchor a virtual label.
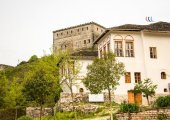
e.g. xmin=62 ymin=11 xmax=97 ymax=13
xmin=53 ymin=22 xmax=106 ymax=52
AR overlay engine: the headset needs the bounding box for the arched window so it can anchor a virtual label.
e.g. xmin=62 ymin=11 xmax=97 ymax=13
xmin=79 ymin=88 xmax=84 ymax=93
xmin=114 ymin=35 xmax=123 ymax=57
xmin=161 ymin=72 xmax=166 ymax=79
xmin=125 ymin=35 xmax=134 ymax=57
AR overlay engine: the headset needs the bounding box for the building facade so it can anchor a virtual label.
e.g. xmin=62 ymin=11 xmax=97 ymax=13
xmin=53 ymin=22 xmax=105 ymax=52
xmin=95 ymin=22 xmax=170 ymax=105
xmin=53 ymin=21 xmax=170 ymax=105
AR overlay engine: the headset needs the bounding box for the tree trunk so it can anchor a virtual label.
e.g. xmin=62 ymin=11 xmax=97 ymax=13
xmin=40 ymin=104 xmax=42 ymax=120
xmin=146 ymin=95 xmax=150 ymax=105
xmin=15 ymin=108 xmax=17 ymax=120
xmin=108 ymin=88 xmax=113 ymax=120
xmin=108 ymin=88 xmax=111 ymax=105
xmin=70 ymin=87 xmax=77 ymax=120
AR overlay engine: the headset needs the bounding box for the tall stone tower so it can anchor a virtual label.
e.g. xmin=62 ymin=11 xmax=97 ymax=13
xmin=53 ymin=22 xmax=106 ymax=53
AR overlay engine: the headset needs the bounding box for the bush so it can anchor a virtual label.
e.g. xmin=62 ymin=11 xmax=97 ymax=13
xmin=155 ymin=96 xmax=170 ymax=108
xmin=120 ymin=103 xmax=139 ymax=113
xmin=157 ymin=113 xmax=168 ymax=120
xmin=17 ymin=116 xmax=33 ymax=120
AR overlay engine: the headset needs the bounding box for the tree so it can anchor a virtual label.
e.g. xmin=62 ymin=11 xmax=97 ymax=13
xmin=22 ymin=54 xmax=63 ymax=120
xmin=83 ymin=52 xmax=125 ymax=104
xmin=23 ymin=70 xmax=56 ymax=120
xmin=133 ymin=78 xmax=157 ymax=105
xmin=58 ymin=52 xmax=80 ymax=120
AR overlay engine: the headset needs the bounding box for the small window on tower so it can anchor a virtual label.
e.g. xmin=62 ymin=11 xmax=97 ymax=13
xmin=84 ymin=40 xmax=86 ymax=44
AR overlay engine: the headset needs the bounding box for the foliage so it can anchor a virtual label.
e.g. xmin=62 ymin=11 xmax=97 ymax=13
xmin=17 ymin=116 xmax=33 ymax=120
xmin=0 ymin=72 xmax=8 ymax=108
xmin=28 ymin=55 xmax=38 ymax=63
xmin=0 ymin=107 xmax=26 ymax=120
xmin=157 ymin=113 xmax=168 ymax=120
xmin=83 ymin=52 xmax=125 ymax=103
xmin=54 ymin=112 xmax=75 ymax=120
xmin=133 ymin=78 xmax=157 ymax=105
xmin=120 ymin=103 xmax=139 ymax=113
xmin=23 ymin=70 xmax=54 ymax=105
xmin=0 ymin=53 xmax=63 ymax=110
xmin=155 ymin=96 xmax=170 ymax=108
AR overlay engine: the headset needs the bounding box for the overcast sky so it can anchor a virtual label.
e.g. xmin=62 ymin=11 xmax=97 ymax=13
xmin=0 ymin=0 xmax=170 ymax=66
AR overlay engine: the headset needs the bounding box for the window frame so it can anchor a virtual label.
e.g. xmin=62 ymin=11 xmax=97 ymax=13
xmin=134 ymin=72 xmax=141 ymax=83
xmin=114 ymin=41 xmax=123 ymax=57
xmin=125 ymin=72 xmax=131 ymax=83
xmin=150 ymin=47 xmax=157 ymax=58
xmin=161 ymin=72 xmax=166 ymax=79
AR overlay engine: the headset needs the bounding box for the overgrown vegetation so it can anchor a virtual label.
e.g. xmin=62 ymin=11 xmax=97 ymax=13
xmin=119 ymin=103 xmax=139 ymax=113
xmin=155 ymin=96 xmax=170 ymax=108
xmin=17 ymin=116 xmax=33 ymax=120
xmin=157 ymin=113 xmax=168 ymax=120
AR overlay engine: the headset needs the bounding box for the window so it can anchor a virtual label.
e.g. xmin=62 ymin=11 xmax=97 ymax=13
xmin=97 ymin=27 xmax=98 ymax=31
xmin=114 ymin=41 xmax=123 ymax=57
xmin=67 ymin=31 xmax=68 ymax=34
xmin=161 ymin=72 xmax=166 ymax=79
xmin=164 ymin=88 xmax=168 ymax=92
xmin=82 ymin=28 xmax=84 ymax=31
xmin=84 ymin=40 xmax=86 ymax=44
xmin=150 ymin=47 xmax=157 ymax=58
xmin=88 ymin=39 xmax=90 ymax=43
xmin=125 ymin=72 xmax=131 ymax=83
xmin=135 ymin=72 xmax=141 ymax=83
xmin=71 ymin=30 xmax=72 ymax=34
xmin=125 ymin=42 xmax=134 ymax=57
xmin=77 ymin=29 xmax=79 ymax=32
xmin=61 ymin=32 xmax=63 ymax=35
xmin=107 ymin=42 xmax=110 ymax=52
xmin=87 ymin=27 xmax=88 ymax=30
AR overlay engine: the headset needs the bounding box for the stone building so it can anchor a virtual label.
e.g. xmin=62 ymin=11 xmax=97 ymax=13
xmin=53 ymin=22 xmax=105 ymax=52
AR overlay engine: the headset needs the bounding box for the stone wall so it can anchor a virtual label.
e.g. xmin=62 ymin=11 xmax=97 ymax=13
xmin=116 ymin=108 xmax=170 ymax=120
xmin=53 ymin=22 xmax=105 ymax=52
xmin=26 ymin=107 xmax=53 ymax=118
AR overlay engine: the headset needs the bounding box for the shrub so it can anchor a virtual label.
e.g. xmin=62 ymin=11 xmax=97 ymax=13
xmin=17 ymin=116 xmax=33 ymax=120
xmin=155 ymin=96 xmax=170 ymax=108
xmin=120 ymin=103 xmax=139 ymax=113
xmin=157 ymin=113 xmax=168 ymax=120
xmin=68 ymin=112 xmax=75 ymax=118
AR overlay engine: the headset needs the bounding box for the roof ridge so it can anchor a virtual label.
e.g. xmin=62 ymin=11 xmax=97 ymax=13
xmin=53 ymin=21 xmax=106 ymax=33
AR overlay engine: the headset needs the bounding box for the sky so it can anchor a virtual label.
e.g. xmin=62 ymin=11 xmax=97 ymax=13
xmin=0 ymin=0 xmax=170 ymax=66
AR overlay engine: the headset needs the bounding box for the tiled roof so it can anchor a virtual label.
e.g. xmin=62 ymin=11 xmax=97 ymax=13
xmin=71 ymin=50 xmax=98 ymax=57
xmin=94 ymin=21 xmax=170 ymax=44
xmin=53 ymin=22 xmax=106 ymax=33
xmin=111 ymin=22 xmax=170 ymax=31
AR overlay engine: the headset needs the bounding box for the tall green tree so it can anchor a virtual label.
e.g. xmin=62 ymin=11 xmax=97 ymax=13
xmin=22 ymin=53 xmax=63 ymax=120
xmin=83 ymin=52 xmax=125 ymax=104
xmin=23 ymin=70 xmax=55 ymax=120
xmin=133 ymin=78 xmax=157 ymax=105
